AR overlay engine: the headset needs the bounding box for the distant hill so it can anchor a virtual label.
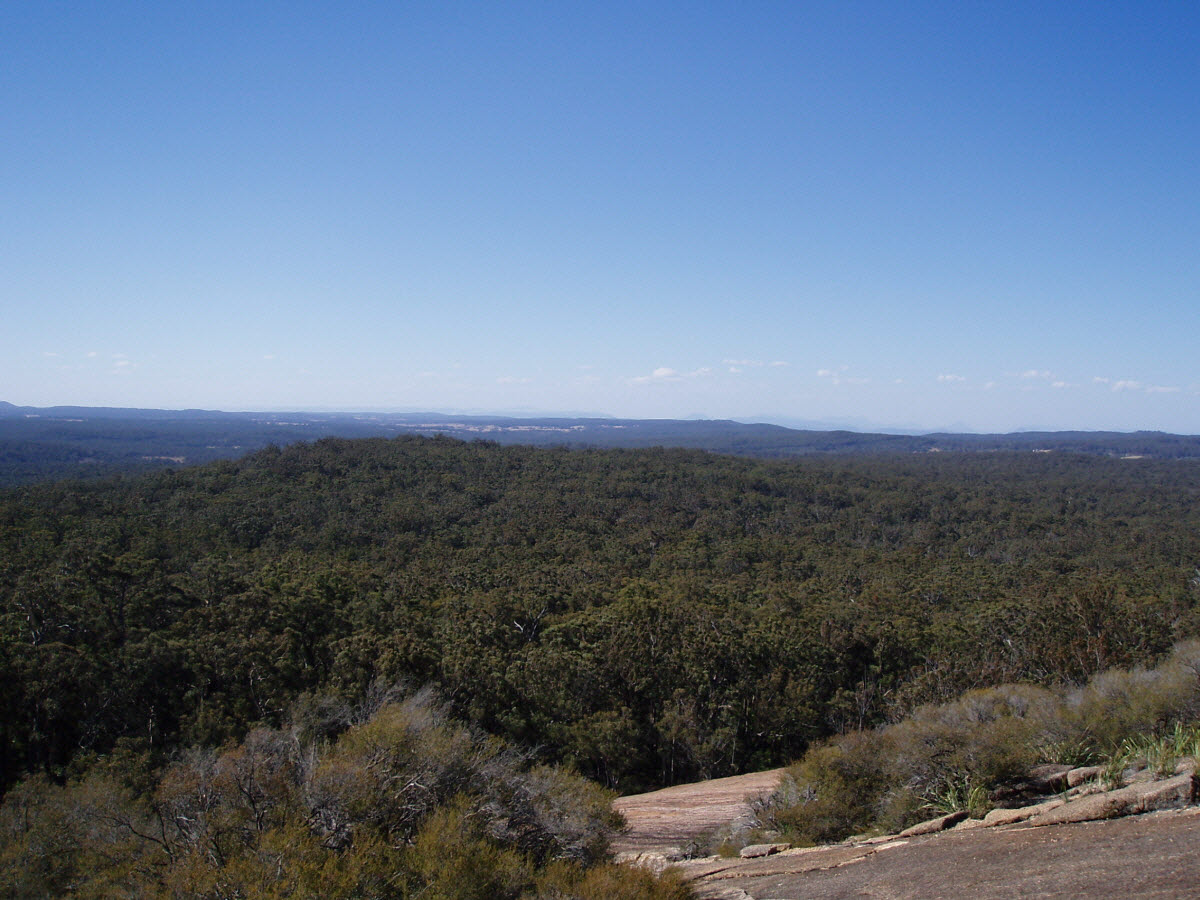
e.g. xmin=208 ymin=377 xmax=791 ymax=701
xmin=1 ymin=402 xmax=1198 ymax=486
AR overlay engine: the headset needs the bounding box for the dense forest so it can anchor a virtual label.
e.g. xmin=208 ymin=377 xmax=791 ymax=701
xmin=2 ymin=435 xmax=1199 ymax=893
xmin=4 ymin=435 xmax=1199 ymax=792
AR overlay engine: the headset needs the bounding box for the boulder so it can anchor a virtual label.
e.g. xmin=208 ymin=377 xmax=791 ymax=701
xmin=739 ymin=842 xmax=791 ymax=858
xmin=1029 ymin=772 xmax=1199 ymax=827
xmin=991 ymin=764 xmax=1072 ymax=806
xmin=979 ymin=798 xmax=1065 ymax=827
xmin=988 ymin=763 xmax=1075 ymax=806
xmin=1025 ymin=763 xmax=1072 ymax=793
xmin=953 ymin=816 xmax=989 ymax=830
xmin=898 ymin=810 xmax=968 ymax=837
xmin=614 ymin=847 xmax=691 ymax=873
xmin=1066 ymin=765 xmax=1104 ymax=788
xmin=693 ymin=889 xmax=756 ymax=900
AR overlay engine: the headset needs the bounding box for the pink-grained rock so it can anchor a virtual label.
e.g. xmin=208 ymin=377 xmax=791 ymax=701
xmin=898 ymin=809 xmax=968 ymax=837
xmin=739 ymin=841 xmax=791 ymax=858
xmin=980 ymin=797 xmax=1065 ymax=827
xmin=1066 ymin=765 xmax=1104 ymax=788
xmin=1028 ymin=773 xmax=1199 ymax=827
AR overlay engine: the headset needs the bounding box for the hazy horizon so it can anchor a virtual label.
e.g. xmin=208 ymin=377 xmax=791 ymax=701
xmin=5 ymin=3 xmax=1198 ymax=434
xmin=8 ymin=397 xmax=1199 ymax=439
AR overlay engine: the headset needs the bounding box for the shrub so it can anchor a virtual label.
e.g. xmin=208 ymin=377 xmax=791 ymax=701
xmin=759 ymin=642 xmax=1200 ymax=844
xmin=1103 ymin=720 xmax=1200 ymax=787
xmin=888 ymin=683 xmax=1054 ymax=809
xmin=762 ymin=730 xmax=890 ymax=844
xmin=482 ymin=763 xmax=624 ymax=866
xmin=0 ymin=685 xmax=687 ymax=898
xmin=535 ymin=859 xmax=694 ymax=900
xmin=403 ymin=796 xmax=534 ymax=900
xmin=1061 ymin=641 xmax=1200 ymax=753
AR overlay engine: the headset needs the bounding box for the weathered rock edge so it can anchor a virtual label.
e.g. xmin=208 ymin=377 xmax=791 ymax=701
xmin=654 ymin=761 xmax=1199 ymax=895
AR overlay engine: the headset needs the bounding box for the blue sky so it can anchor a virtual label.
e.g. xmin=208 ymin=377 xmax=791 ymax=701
xmin=4 ymin=2 xmax=1198 ymax=432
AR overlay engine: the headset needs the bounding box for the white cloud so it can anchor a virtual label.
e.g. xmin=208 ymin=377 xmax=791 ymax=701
xmin=1098 ymin=377 xmax=1180 ymax=394
xmin=630 ymin=366 xmax=712 ymax=385
xmin=937 ymin=374 xmax=966 ymax=383
xmin=1052 ymin=381 xmax=1072 ymax=389
xmin=630 ymin=368 xmax=676 ymax=384
xmin=721 ymin=358 xmax=788 ymax=370
xmin=496 ymin=376 xmax=533 ymax=385
xmin=815 ymin=366 xmax=865 ymax=386
xmin=1021 ymin=369 xmax=1053 ymax=379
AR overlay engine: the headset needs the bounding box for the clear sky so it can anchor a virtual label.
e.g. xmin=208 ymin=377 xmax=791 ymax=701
xmin=4 ymin=1 xmax=1198 ymax=433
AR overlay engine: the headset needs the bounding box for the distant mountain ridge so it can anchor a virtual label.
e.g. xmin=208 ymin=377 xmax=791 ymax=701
xmin=1 ymin=402 xmax=1198 ymax=486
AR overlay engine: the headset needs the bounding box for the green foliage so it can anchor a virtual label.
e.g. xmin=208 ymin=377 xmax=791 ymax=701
xmin=4 ymin=434 xmax=1200 ymax=888
xmin=1058 ymin=640 xmax=1200 ymax=754
xmin=769 ymin=683 xmax=1056 ymax=841
xmin=2 ymin=435 xmax=1200 ymax=800
xmin=889 ymin=684 xmax=1054 ymax=812
xmin=1034 ymin=737 xmax=1101 ymax=767
xmin=0 ymin=687 xmax=686 ymax=898
xmin=760 ymin=645 xmax=1200 ymax=844
xmin=403 ymin=796 xmax=534 ymax=900
xmin=1103 ymin=721 xmax=1200 ymax=787
xmin=764 ymin=731 xmax=891 ymax=843
xmin=922 ymin=777 xmax=991 ymax=819
xmin=534 ymin=859 xmax=695 ymax=899
xmin=0 ymin=772 xmax=164 ymax=898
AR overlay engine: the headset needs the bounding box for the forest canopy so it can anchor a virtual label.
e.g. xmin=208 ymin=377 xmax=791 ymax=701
xmin=3 ymin=435 xmax=1199 ymax=801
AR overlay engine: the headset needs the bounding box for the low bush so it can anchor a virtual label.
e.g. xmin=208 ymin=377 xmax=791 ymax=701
xmin=535 ymin=859 xmax=694 ymax=900
xmin=0 ymin=686 xmax=691 ymax=899
xmin=761 ymin=730 xmax=890 ymax=844
xmin=1061 ymin=641 xmax=1200 ymax=754
xmin=1103 ymin=720 xmax=1200 ymax=787
xmin=758 ymin=641 xmax=1200 ymax=845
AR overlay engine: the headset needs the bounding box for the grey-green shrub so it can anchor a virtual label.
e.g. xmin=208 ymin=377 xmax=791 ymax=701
xmin=1060 ymin=640 xmax=1200 ymax=753
xmin=760 ymin=641 xmax=1200 ymax=845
